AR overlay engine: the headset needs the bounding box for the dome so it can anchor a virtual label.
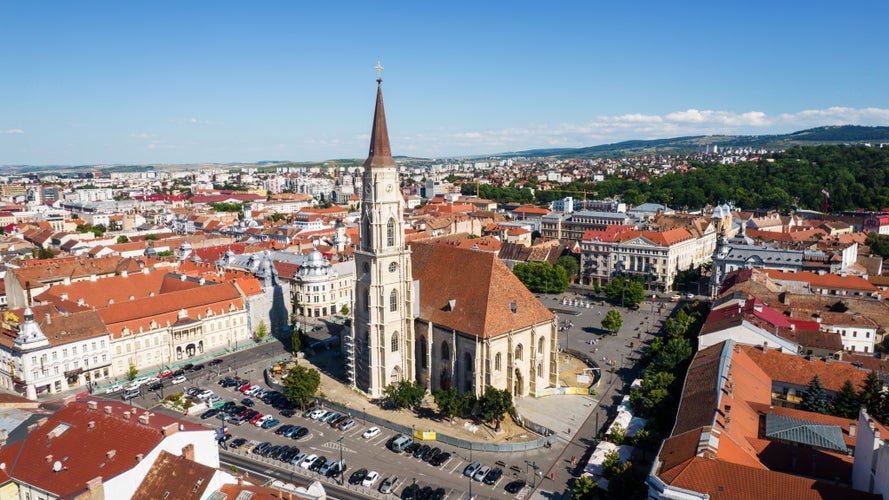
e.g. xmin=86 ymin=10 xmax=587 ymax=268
xmin=297 ymin=250 xmax=335 ymax=279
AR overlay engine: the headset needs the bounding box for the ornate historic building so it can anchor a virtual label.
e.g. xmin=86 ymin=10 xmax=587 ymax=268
xmin=347 ymin=76 xmax=416 ymax=398
xmin=346 ymin=75 xmax=557 ymax=399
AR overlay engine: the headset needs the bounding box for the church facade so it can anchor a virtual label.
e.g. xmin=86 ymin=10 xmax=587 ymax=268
xmin=346 ymin=77 xmax=557 ymax=399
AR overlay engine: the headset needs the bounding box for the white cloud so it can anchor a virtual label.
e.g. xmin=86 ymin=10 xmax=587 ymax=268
xmin=396 ymin=106 xmax=889 ymax=156
xmin=129 ymin=132 xmax=155 ymax=139
xmin=1 ymin=129 xmax=24 ymax=134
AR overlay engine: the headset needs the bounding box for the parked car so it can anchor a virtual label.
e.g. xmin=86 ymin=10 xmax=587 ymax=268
xmin=362 ymin=426 xmax=381 ymax=439
xmin=182 ymin=363 xmax=194 ymax=371
xmin=291 ymin=427 xmax=309 ymax=439
xmin=309 ymin=456 xmax=328 ymax=472
xmin=171 ymin=375 xmax=187 ymax=384
xmin=505 ymin=480 xmax=526 ymax=494
xmin=339 ymin=419 xmax=356 ymax=431
xmin=483 ymin=467 xmax=503 ymax=485
xmin=299 ymin=453 xmax=318 ymax=469
xmin=147 ymin=381 xmax=164 ymax=392
xmin=193 ymin=363 xmax=205 ymax=371
xmin=429 ymin=452 xmax=450 ymax=467
xmin=463 ymin=461 xmax=481 ymax=478
xmin=105 ymin=383 xmax=123 ymax=394
xmin=261 ymin=418 xmax=279 ymax=429
xmin=172 ymin=369 xmax=185 ymax=377
xmin=362 ymin=471 xmax=380 ymax=488
xmin=379 ymin=476 xmax=399 ymax=494
xmin=242 ymin=398 xmax=255 ymax=407
xmin=431 ymin=487 xmax=446 ymax=500
xmin=158 ymin=369 xmax=173 ymax=378
xmin=473 ymin=465 xmax=491 ymax=482
xmin=197 ymin=389 xmax=214 ymax=400
xmin=209 ymin=358 xmax=223 ymax=365
xmin=348 ymin=468 xmax=368 ymax=485
xmin=200 ymin=409 xmax=219 ymax=419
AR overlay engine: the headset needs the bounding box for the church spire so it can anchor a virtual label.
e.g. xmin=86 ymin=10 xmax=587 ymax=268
xmin=363 ymin=63 xmax=396 ymax=170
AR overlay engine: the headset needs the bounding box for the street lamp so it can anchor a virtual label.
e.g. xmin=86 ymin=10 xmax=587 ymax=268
xmin=337 ymin=436 xmax=344 ymax=485
xmin=363 ymin=406 xmax=367 ymax=425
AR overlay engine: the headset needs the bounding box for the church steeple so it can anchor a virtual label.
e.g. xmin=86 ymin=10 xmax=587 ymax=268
xmin=363 ymin=69 xmax=396 ymax=170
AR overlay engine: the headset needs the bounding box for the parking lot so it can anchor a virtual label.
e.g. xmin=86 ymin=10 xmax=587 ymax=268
xmin=138 ymin=371 xmax=541 ymax=500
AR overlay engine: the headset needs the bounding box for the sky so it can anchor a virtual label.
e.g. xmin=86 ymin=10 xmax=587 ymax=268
xmin=2 ymin=1 xmax=888 ymax=166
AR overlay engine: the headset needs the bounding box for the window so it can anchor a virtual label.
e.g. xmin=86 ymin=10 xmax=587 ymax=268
xmin=515 ymin=344 xmax=524 ymax=361
xmin=538 ymin=336 xmax=545 ymax=354
xmin=391 ymin=332 xmax=399 ymax=352
xmin=495 ymin=352 xmax=502 ymax=371
xmin=441 ymin=341 xmax=450 ymax=361
xmin=387 ymin=218 xmax=395 ymax=246
xmin=390 ymin=289 xmax=398 ymax=312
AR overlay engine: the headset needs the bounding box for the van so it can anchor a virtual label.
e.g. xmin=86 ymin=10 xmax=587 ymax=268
xmin=388 ymin=435 xmax=413 ymax=453
xmin=122 ymin=387 xmax=140 ymax=400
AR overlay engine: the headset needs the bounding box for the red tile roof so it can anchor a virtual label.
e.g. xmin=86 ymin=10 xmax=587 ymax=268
xmin=761 ymin=269 xmax=877 ymax=292
xmin=0 ymin=399 xmax=204 ymax=498
xmin=740 ymin=344 xmax=868 ymax=392
xmin=409 ymin=242 xmax=554 ymax=338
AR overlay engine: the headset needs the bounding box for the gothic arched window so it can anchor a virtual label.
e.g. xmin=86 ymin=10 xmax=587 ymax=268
xmin=391 ymin=331 xmax=399 ymax=352
xmin=390 ymin=289 xmax=398 ymax=312
xmin=515 ymin=344 xmax=524 ymax=361
xmin=495 ymin=352 xmax=502 ymax=371
xmin=387 ymin=218 xmax=395 ymax=247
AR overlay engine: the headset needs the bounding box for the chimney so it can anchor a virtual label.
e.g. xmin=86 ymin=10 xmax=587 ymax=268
xmin=86 ymin=477 xmax=103 ymax=494
xmin=104 ymin=406 xmax=112 ymax=415
xmin=77 ymin=298 xmax=85 ymax=306
xmin=790 ymin=323 xmax=796 ymax=331
xmin=135 ymin=453 xmax=144 ymax=463
xmin=121 ymin=270 xmax=128 ymax=278
xmin=161 ymin=423 xmax=179 ymax=437
xmin=88 ymin=401 xmax=98 ymax=411
xmin=180 ymin=274 xmax=187 ymax=282
xmin=60 ymin=292 xmax=68 ymax=301
xmin=122 ymin=411 xmax=130 ymax=421
xmin=45 ymin=454 xmax=53 ymax=464
xmin=849 ymin=422 xmax=856 ymax=437
xmin=44 ymin=314 xmax=51 ymax=325
xmin=88 ymin=421 xmax=95 ymax=430
xmin=106 ymin=449 xmax=116 ymax=460
xmin=27 ymin=423 xmax=39 ymax=434
xmin=753 ymin=302 xmax=763 ymax=313
xmin=181 ymin=443 xmax=195 ymax=462
xmin=138 ymin=414 xmax=149 ymax=426
xmin=510 ymin=302 xmax=518 ymax=314
xmin=448 ymin=299 xmax=456 ymax=311
xmin=762 ymin=341 xmax=768 ymax=352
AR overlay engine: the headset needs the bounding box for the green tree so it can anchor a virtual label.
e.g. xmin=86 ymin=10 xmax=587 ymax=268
xmin=606 ymin=422 xmax=627 ymax=445
xmin=630 ymin=370 xmax=676 ymax=417
xmin=652 ymin=337 xmax=692 ymax=372
xmin=340 ymin=304 xmax=350 ymax=316
xmin=283 ymin=365 xmax=321 ymax=408
xmin=127 ymin=362 xmax=138 ymax=381
xmin=513 ymin=261 xmax=569 ymax=293
xmin=557 ymin=255 xmax=579 ymax=283
xmin=433 ymin=387 xmax=466 ymax=422
xmin=385 ymin=380 xmax=426 ymax=410
xmin=858 ymin=370 xmax=883 ymax=416
xmin=117 ymin=235 xmax=129 ymax=244
xmin=481 ymin=386 xmax=513 ymax=431
xmin=92 ymin=224 xmax=106 ymax=237
xmin=830 ymin=379 xmax=860 ymax=419
xmin=604 ymin=276 xmax=645 ymax=306
xmin=601 ymin=450 xmax=622 ymax=479
xmin=801 ymin=374 xmax=831 ymax=414
xmin=255 ymin=320 xmax=268 ymax=342
xmin=570 ymin=476 xmax=597 ymax=500
xmin=601 ymin=309 xmax=623 ymax=335
xmin=144 ymin=234 xmax=159 ymax=241
xmin=290 ymin=331 xmax=302 ymax=355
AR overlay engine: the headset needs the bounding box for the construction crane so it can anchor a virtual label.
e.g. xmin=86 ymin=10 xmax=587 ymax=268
xmin=540 ymin=188 xmax=596 ymax=201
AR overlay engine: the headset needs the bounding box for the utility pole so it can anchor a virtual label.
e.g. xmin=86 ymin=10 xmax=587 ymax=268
xmin=337 ymin=436 xmax=344 ymax=485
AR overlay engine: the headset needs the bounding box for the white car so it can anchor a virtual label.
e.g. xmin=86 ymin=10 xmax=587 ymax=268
xmin=105 ymin=383 xmax=123 ymax=394
xmin=255 ymin=415 xmax=273 ymax=427
xmin=362 ymin=471 xmax=380 ymax=488
xmin=362 ymin=426 xmax=381 ymax=439
xmin=197 ymin=389 xmax=214 ymax=400
xmin=300 ymin=453 xmax=318 ymax=469
xmin=171 ymin=375 xmax=187 ymax=384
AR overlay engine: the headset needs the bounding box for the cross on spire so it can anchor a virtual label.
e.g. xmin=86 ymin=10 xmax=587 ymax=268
xmin=375 ymin=60 xmax=384 ymax=83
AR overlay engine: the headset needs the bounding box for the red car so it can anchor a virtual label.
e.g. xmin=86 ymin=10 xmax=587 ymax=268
xmin=249 ymin=413 xmax=265 ymax=425
xmin=158 ymin=369 xmax=173 ymax=378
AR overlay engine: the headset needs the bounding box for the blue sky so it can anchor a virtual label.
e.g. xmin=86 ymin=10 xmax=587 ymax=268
xmin=2 ymin=1 xmax=888 ymax=166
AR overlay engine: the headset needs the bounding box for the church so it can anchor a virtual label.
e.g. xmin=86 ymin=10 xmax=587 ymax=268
xmin=345 ymin=74 xmax=559 ymax=399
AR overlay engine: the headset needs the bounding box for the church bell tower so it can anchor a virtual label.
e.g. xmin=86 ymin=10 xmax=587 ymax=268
xmin=346 ymin=66 xmax=415 ymax=398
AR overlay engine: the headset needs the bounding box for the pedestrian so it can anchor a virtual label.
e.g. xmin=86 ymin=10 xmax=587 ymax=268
xmin=571 ymin=456 xmax=577 ymax=465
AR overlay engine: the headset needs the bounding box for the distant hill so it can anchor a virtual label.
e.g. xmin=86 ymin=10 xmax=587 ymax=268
xmin=505 ymin=125 xmax=889 ymax=159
